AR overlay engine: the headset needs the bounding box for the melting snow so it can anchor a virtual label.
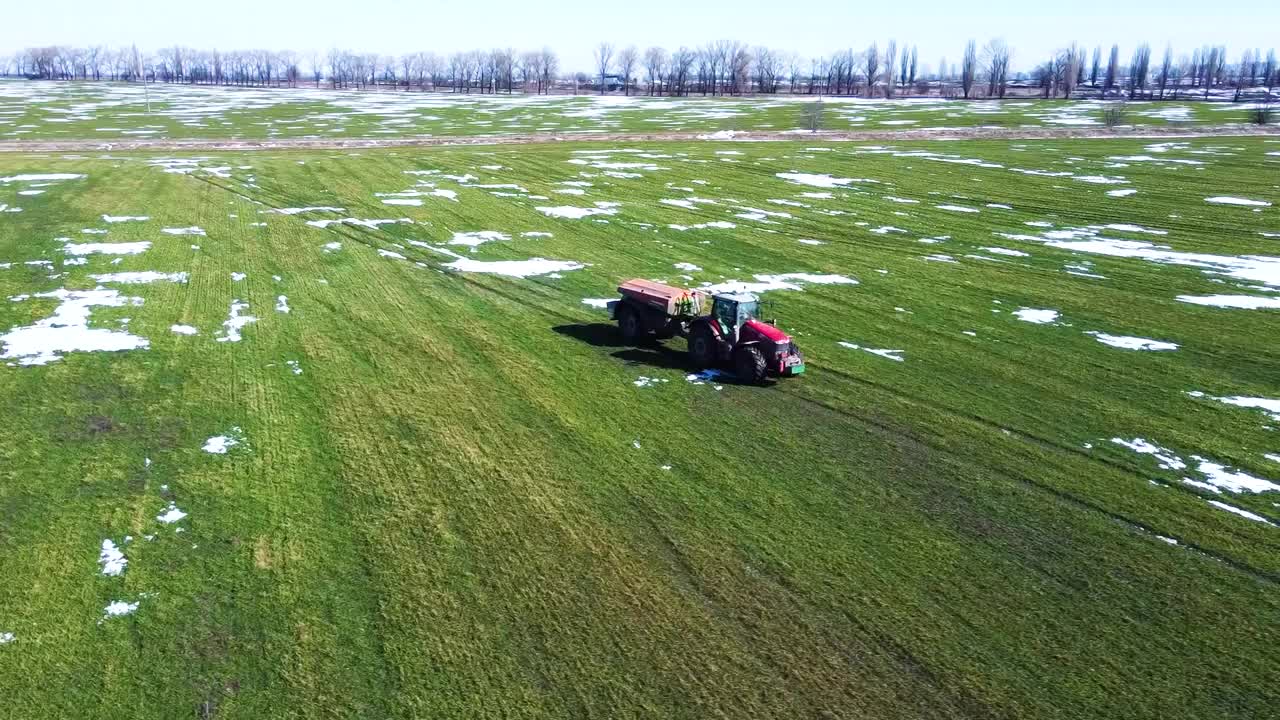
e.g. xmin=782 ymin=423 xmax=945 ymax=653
xmin=1177 ymin=295 xmax=1280 ymax=309
xmin=775 ymin=172 xmax=868 ymax=188
xmin=1207 ymin=500 xmax=1275 ymax=525
xmin=170 ymin=324 xmax=197 ymax=335
xmin=275 ymin=295 xmax=290 ymax=313
xmin=1013 ymin=308 xmax=1060 ymax=324
xmin=0 ymin=289 xmax=147 ymax=365
xmin=64 ymin=241 xmax=150 ymax=256
xmin=1085 ymin=332 xmax=1178 ymax=350
xmin=1111 ymin=437 xmax=1187 ymax=470
xmin=1205 ymin=196 xmax=1270 ymax=207
xmin=161 ymin=226 xmax=205 ymax=236
xmin=99 ymin=539 xmax=127 ymax=576
xmin=535 ymin=202 xmax=619 ymax=219
xmin=837 ymin=341 xmax=904 ymax=362
xmin=101 ymin=601 xmax=138 ymax=620
xmin=450 ymin=231 xmax=510 ymax=247
xmin=215 ymin=300 xmax=256 ymax=342
xmin=102 ymin=215 xmax=149 ymax=223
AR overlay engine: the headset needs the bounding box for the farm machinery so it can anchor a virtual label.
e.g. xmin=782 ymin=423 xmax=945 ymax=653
xmin=609 ymin=279 xmax=805 ymax=384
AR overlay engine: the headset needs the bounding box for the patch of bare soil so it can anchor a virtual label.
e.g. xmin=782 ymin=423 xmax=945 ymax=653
xmin=0 ymin=125 xmax=1276 ymax=153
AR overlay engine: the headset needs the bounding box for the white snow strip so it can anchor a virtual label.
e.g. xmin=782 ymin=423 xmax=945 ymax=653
xmin=1111 ymin=437 xmax=1187 ymax=471
xmin=1207 ymin=500 xmax=1275 ymax=525
xmin=161 ymin=226 xmax=205 ymax=236
xmin=102 ymin=215 xmax=149 ymax=223
xmin=1013 ymin=308 xmax=1059 ymax=324
xmin=0 ymin=173 xmax=85 ymax=183
xmin=90 ymin=271 xmax=188 ymax=284
xmin=64 ymin=241 xmax=150 ymax=256
xmin=1205 ymin=196 xmax=1270 ymax=207
xmin=1177 ymin=295 xmax=1280 ymax=309
xmin=450 ymin=231 xmax=510 ymax=247
xmin=837 ymin=341 xmax=904 ymax=362
xmin=1085 ymin=331 xmax=1178 ymax=351
xmin=170 ymin=324 xmax=197 ymax=335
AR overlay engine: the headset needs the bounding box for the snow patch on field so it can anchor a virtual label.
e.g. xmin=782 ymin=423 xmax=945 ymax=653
xmin=1205 ymin=196 xmax=1270 ymax=207
xmin=1207 ymin=500 xmax=1276 ymax=525
xmin=91 ymin=271 xmax=188 ymax=284
xmin=170 ymin=324 xmax=197 ymax=335
xmin=64 ymin=241 xmax=151 ymax=256
xmin=535 ymin=202 xmax=619 ymax=219
xmin=1112 ymin=437 xmax=1187 ymax=470
xmin=1013 ymin=308 xmax=1060 ymax=324
xmin=99 ymin=539 xmax=127 ymax=576
xmin=161 ymin=226 xmax=205 ymax=236
xmin=775 ymin=172 xmax=871 ymax=188
xmin=450 ymin=231 xmax=510 ymax=247
xmin=102 ymin=215 xmax=149 ymax=223
xmin=699 ymin=273 xmax=857 ymax=295
xmin=838 ymin=341 xmax=904 ymax=362
xmin=275 ymin=295 xmax=290 ymax=313
xmin=1177 ymin=294 xmax=1280 ymax=309
xmin=101 ymin=601 xmax=138 ymax=620
xmin=275 ymin=206 xmax=344 ymax=215
xmin=1085 ymin=331 xmax=1178 ymax=350
xmin=0 ymin=173 xmax=85 ymax=183
xmin=215 ymin=300 xmax=256 ymax=342
xmin=581 ymin=298 xmax=613 ymax=309
xmin=0 ymin=288 xmax=147 ymax=365
xmin=202 ymin=429 xmax=241 ymax=454
xmin=1107 ymin=189 xmax=1137 ymax=197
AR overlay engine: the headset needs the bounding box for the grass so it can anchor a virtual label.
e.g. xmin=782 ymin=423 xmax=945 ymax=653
xmin=0 ymin=117 xmax=1277 ymax=718
xmin=0 ymin=78 xmax=1264 ymax=141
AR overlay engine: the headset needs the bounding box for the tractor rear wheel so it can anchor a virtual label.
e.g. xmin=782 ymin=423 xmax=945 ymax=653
xmin=733 ymin=345 xmax=768 ymax=385
xmin=689 ymin=325 xmax=716 ymax=369
xmin=617 ymin=305 xmax=640 ymax=343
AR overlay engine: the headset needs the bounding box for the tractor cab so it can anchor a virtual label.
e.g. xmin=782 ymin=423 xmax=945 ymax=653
xmin=711 ymin=293 xmax=760 ymax=338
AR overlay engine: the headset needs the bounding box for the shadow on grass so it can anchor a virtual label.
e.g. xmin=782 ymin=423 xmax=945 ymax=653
xmin=552 ymin=323 xmax=759 ymax=385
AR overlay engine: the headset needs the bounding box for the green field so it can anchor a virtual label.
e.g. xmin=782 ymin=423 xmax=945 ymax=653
xmin=0 ymin=79 xmax=1263 ymax=141
xmin=0 ymin=80 xmax=1278 ymax=718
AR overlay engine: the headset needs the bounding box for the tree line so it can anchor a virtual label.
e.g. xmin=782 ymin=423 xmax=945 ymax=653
xmin=4 ymin=40 xmax=1277 ymax=100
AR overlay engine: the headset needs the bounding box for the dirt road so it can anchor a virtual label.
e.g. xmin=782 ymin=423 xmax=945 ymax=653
xmin=0 ymin=124 xmax=1276 ymax=153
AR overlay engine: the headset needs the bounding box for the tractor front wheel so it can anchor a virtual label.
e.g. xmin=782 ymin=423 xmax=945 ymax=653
xmin=733 ymin=345 xmax=768 ymax=385
xmin=617 ymin=305 xmax=640 ymax=343
xmin=689 ymin=325 xmax=716 ymax=369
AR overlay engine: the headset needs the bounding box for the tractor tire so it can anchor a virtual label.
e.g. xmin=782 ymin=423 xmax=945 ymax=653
xmin=733 ymin=345 xmax=768 ymax=385
xmin=617 ymin=305 xmax=641 ymax=343
xmin=689 ymin=325 xmax=716 ymax=369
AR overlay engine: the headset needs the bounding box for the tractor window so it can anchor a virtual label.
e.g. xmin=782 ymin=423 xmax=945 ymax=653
xmin=736 ymin=301 xmax=759 ymax=325
xmin=714 ymin=300 xmax=737 ymax=331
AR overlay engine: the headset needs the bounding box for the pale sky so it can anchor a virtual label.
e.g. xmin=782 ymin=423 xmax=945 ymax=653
xmin=3 ymin=0 xmax=1276 ymax=74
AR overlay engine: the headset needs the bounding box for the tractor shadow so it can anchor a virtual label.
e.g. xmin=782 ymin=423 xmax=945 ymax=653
xmin=552 ymin=323 xmax=762 ymax=384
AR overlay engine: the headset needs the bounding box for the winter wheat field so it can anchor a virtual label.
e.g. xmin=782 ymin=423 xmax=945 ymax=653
xmin=0 ymin=80 xmax=1278 ymax=719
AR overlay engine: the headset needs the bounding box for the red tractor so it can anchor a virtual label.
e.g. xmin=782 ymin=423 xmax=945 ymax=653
xmin=610 ymin=279 xmax=805 ymax=384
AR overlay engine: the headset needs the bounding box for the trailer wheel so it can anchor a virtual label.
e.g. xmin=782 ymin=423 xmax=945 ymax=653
xmin=689 ymin=325 xmax=716 ymax=369
xmin=733 ymin=345 xmax=768 ymax=385
xmin=617 ymin=305 xmax=641 ymax=343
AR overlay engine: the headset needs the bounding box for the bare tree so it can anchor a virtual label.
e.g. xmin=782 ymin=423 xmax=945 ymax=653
xmin=1090 ymin=46 xmax=1101 ymax=88
xmin=617 ymin=45 xmax=638 ymax=95
xmin=669 ymin=47 xmax=694 ymax=96
xmin=982 ymin=39 xmax=1011 ymax=98
xmin=883 ymin=40 xmax=897 ymax=98
xmin=539 ymin=47 xmax=558 ymax=95
xmin=864 ymin=43 xmax=879 ymax=97
xmin=1104 ymin=44 xmax=1120 ymax=98
xmin=593 ymin=42 xmax=614 ymax=94
xmin=1156 ymin=45 xmax=1173 ymax=99
xmin=1128 ymin=43 xmax=1151 ymax=100
xmin=643 ymin=46 xmax=667 ymax=95
xmin=960 ymin=40 xmax=977 ymax=98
